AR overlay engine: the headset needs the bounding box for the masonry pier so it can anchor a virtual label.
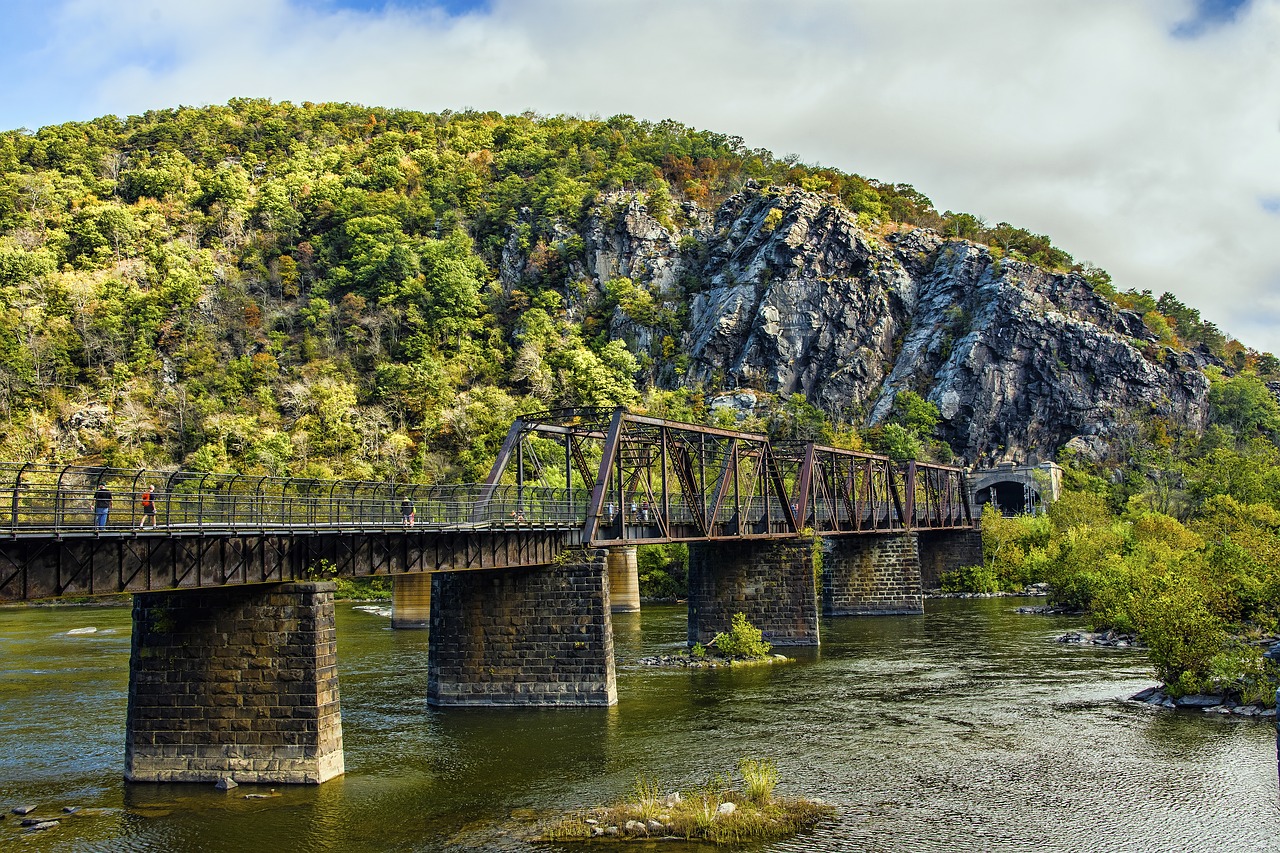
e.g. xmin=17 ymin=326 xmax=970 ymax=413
xmin=687 ymin=538 xmax=820 ymax=647
xmin=822 ymin=534 xmax=924 ymax=616
xmin=607 ymin=546 xmax=641 ymax=613
xmin=391 ymin=573 xmax=432 ymax=629
xmin=125 ymin=582 xmax=344 ymax=784
xmin=427 ymin=549 xmax=617 ymax=706
xmin=916 ymin=529 xmax=985 ymax=590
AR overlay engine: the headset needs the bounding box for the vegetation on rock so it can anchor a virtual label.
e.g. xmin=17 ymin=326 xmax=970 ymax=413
xmin=3 ymin=99 xmax=1271 ymax=481
xmin=539 ymin=761 xmax=832 ymax=844
xmin=710 ymin=613 xmax=772 ymax=660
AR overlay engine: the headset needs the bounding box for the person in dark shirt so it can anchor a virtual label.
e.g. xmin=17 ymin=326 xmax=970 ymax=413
xmin=400 ymin=497 xmax=415 ymax=527
xmin=94 ymin=484 xmax=113 ymax=529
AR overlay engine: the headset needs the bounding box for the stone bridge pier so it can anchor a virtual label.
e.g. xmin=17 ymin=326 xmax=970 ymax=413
xmin=916 ymin=529 xmax=985 ymax=590
xmin=821 ymin=534 xmax=924 ymax=616
xmin=125 ymin=582 xmax=344 ymax=784
xmin=427 ymin=549 xmax=617 ymax=706
xmin=687 ymin=538 xmax=820 ymax=647
xmin=820 ymin=530 xmax=986 ymax=613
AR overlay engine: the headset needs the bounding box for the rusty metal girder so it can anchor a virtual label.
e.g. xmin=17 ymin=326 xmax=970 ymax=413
xmin=0 ymin=528 xmax=575 ymax=603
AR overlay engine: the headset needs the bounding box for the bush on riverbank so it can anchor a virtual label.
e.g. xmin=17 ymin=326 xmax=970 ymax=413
xmin=539 ymin=761 xmax=833 ymax=844
xmin=333 ymin=577 xmax=391 ymax=600
xmin=941 ymin=490 xmax=1280 ymax=702
xmin=941 ymin=376 xmax=1280 ymax=703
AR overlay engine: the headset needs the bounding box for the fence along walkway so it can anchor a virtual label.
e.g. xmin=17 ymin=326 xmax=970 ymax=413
xmin=0 ymin=463 xmax=579 ymax=535
xmin=0 ymin=408 xmax=972 ymax=543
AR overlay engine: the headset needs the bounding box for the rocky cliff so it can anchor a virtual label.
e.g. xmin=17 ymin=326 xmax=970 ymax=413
xmin=505 ymin=186 xmax=1214 ymax=465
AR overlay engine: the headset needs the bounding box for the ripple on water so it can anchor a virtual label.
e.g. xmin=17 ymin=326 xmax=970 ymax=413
xmin=1 ymin=601 xmax=1278 ymax=852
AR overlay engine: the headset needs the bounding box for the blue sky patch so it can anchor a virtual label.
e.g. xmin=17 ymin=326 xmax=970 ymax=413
xmin=1262 ymin=197 xmax=1280 ymax=215
xmin=296 ymin=0 xmax=490 ymax=15
xmin=1173 ymin=0 xmax=1251 ymax=37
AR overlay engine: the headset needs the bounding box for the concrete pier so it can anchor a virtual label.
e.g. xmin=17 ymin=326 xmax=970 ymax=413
xmin=391 ymin=573 xmax=432 ymax=629
xmin=125 ymin=582 xmax=344 ymax=784
xmin=607 ymin=546 xmax=641 ymax=613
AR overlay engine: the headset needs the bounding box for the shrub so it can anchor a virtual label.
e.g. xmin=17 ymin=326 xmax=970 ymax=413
xmin=939 ymin=562 xmax=999 ymax=594
xmin=711 ymin=613 xmax=771 ymax=659
xmin=1133 ymin=577 xmax=1227 ymax=696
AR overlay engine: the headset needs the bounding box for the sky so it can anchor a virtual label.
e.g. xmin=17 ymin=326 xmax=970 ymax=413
xmin=2 ymin=0 xmax=1278 ymax=353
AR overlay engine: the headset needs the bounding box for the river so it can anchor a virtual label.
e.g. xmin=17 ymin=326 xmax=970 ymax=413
xmin=1 ymin=598 xmax=1276 ymax=851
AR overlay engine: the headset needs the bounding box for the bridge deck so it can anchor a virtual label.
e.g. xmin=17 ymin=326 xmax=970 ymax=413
xmin=0 ymin=408 xmax=973 ymax=601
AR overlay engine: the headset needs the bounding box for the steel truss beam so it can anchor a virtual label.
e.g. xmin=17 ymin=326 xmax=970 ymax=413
xmin=0 ymin=528 xmax=575 ymax=603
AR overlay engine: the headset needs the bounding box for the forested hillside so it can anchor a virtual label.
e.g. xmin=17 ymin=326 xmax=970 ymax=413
xmin=0 ymin=99 xmax=1274 ymax=483
xmin=5 ymin=99 xmax=1280 ymax=699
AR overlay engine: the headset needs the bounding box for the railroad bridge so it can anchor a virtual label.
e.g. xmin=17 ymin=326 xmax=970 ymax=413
xmin=0 ymin=408 xmax=977 ymax=785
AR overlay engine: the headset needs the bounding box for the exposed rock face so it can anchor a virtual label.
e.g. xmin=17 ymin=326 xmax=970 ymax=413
xmin=527 ymin=186 xmax=1213 ymax=464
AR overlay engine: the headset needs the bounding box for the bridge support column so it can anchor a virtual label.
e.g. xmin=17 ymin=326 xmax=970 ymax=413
xmin=916 ymin=529 xmax=984 ymax=590
xmin=391 ymin=573 xmax=432 ymax=629
xmin=427 ymin=548 xmax=617 ymax=706
xmin=687 ymin=538 xmax=819 ymax=647
xmin=607 ymin=546 xmax=641 ymax=613
xmin=125 ymin=582 xmax=344 ymax=784
xmin=822 ymin=534 xmax=923 ymax=616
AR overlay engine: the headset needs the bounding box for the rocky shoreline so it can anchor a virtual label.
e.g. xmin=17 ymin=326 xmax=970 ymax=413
xmin=636 ymin=653 xmax=791 ymax=669
xmin=1056 ymin=629 xmax=1141 ymax=648
xmin=1130 ymin=686 xmax=1276 ymax=719
xmin=926 ymin=583 xmax=1051 ymax=600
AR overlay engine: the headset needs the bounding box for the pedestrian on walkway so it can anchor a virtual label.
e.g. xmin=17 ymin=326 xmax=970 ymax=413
xmin=94 ymin=483 xmax=113 ymax=529
xmin=138 ymin=485 xmax=156 ymax=529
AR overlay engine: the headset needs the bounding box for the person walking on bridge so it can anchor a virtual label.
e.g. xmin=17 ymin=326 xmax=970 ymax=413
xmin=138 ymin=485 xmax=156 ymax=529
xmin=401 ymin=497 xmax=415 ymax=527
xmin=94 ymin=483 xmax=113 ymax=529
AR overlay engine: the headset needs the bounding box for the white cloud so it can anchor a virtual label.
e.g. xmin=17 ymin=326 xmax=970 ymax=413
xmin=8 ymin=0 xmax=1280 ymax=351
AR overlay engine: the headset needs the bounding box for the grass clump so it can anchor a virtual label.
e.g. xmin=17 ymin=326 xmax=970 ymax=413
xmin=739 ymin=758 xmax=778 ymax=804
xmin=538 ymin=760 xmax=832 ymax=845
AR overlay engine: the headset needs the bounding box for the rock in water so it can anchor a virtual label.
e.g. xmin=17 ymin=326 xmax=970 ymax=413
xmin=66 ymin=627 xmax=97 ymax=635
xmin=12 ymin=805 xmax=37 ymax=815
xmin=214 ymin=778 xmax=238 ymax=791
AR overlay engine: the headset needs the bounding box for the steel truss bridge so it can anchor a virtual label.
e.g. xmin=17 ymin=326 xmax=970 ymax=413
xmin=0 ymin=408 xmax=971 ymax=601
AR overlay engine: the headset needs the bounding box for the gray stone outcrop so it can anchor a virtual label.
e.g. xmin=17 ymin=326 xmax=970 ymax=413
xmin=534 ymin=185 xmax=1216 ymax=464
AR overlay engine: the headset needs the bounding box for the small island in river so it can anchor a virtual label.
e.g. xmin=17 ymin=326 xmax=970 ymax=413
xmin=537 ymin=760 xmax=834 ymax=845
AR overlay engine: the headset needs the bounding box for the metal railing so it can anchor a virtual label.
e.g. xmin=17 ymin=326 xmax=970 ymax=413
xmin=0 ymin=463 xmax=582 ymax=535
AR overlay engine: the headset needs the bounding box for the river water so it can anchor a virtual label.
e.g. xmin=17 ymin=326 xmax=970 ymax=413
xmin=1 ymin=598 xmax=1276 ymax=852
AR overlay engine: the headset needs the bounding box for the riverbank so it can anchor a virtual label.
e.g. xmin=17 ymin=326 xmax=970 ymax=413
xmin=1131 ymin=685 xmax=1276 ymax=718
